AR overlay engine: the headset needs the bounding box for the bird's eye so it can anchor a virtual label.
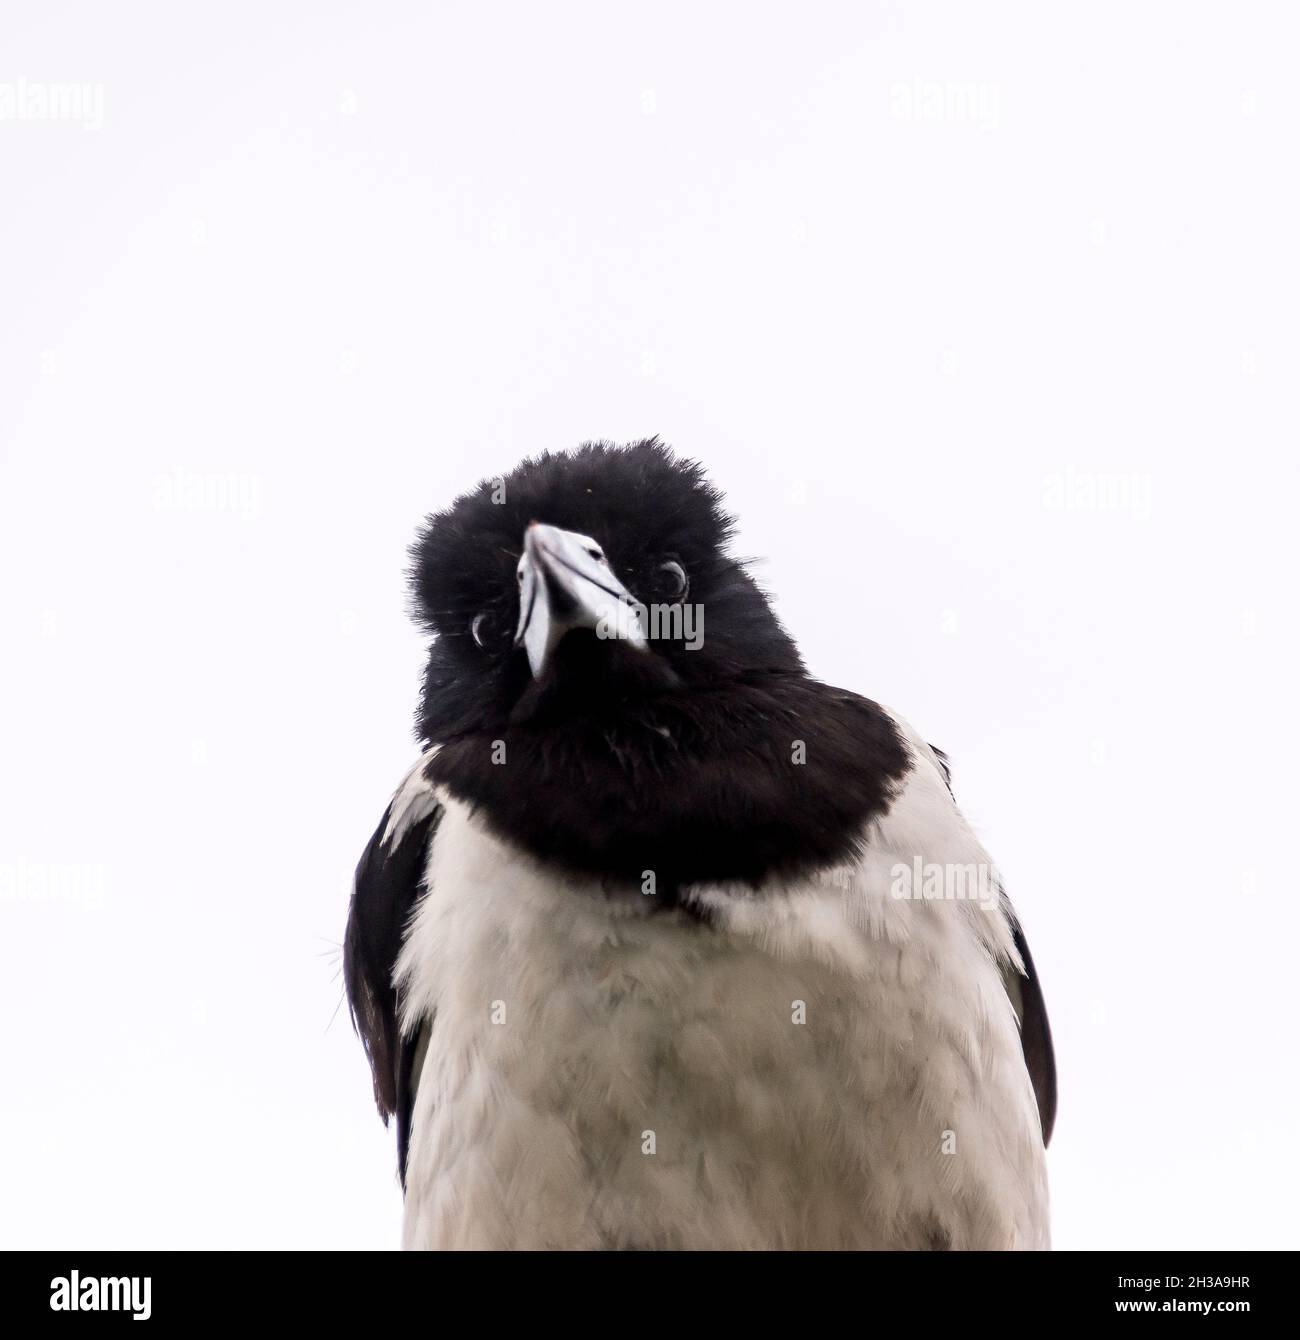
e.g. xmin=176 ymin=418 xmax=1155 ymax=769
xmin=470 ymin=612 xmax=499 ymax=649
xmin=653 ymin=559 xmax=689 ymax=601
xmin=586 ymin=546 xmax=605 ymax=563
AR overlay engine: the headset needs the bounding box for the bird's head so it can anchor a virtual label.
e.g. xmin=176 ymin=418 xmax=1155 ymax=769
xmin=410 ymin=438 xmax=801 ymax=738
xmin=408 ymin=438 xmax=904 ymax=889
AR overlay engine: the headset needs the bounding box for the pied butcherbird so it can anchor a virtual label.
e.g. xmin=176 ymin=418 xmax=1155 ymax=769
xmin=345 ymin=438 xmax=1055 ymax=1250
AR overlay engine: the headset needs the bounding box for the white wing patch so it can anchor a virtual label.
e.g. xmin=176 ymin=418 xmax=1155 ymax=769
xmin=380 ymin=750 xmax=440 ymax=850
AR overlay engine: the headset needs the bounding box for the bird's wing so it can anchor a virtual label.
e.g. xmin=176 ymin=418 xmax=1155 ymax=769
xmin=929 ymin=744 xmax=1057 ymax=1146
xmin=1001 ymin=906 xmax=1057 ymax=1145
xmin=343 ymin=754 xmax=442 ymax=1185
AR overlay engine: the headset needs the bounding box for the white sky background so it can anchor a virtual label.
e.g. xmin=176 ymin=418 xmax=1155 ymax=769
xmin=1 ymin=1 xmax=1297 ymax=1250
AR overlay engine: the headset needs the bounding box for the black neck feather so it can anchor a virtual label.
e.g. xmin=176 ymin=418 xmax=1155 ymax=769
xmin=425 ymin=671 xmax=910 ymax=891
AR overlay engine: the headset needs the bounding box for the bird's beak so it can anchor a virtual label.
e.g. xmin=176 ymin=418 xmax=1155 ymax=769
xmin=514 ymin=523 xmax=647 ymax=677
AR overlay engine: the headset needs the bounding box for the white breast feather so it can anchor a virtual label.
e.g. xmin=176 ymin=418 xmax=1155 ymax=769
xmin=395 ymin=714 xmax=1049 ymax=1250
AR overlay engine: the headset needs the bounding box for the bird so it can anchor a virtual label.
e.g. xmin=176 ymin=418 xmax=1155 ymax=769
xmin=344 ymin=437 xmax=1055 ymax=1250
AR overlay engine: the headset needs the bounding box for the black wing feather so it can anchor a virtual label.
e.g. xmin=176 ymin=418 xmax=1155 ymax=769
xmin=1007 ymin=913 xmax=1057 ymax=1144
xmin=343 ymin=767 xmax=442 ymax=1185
